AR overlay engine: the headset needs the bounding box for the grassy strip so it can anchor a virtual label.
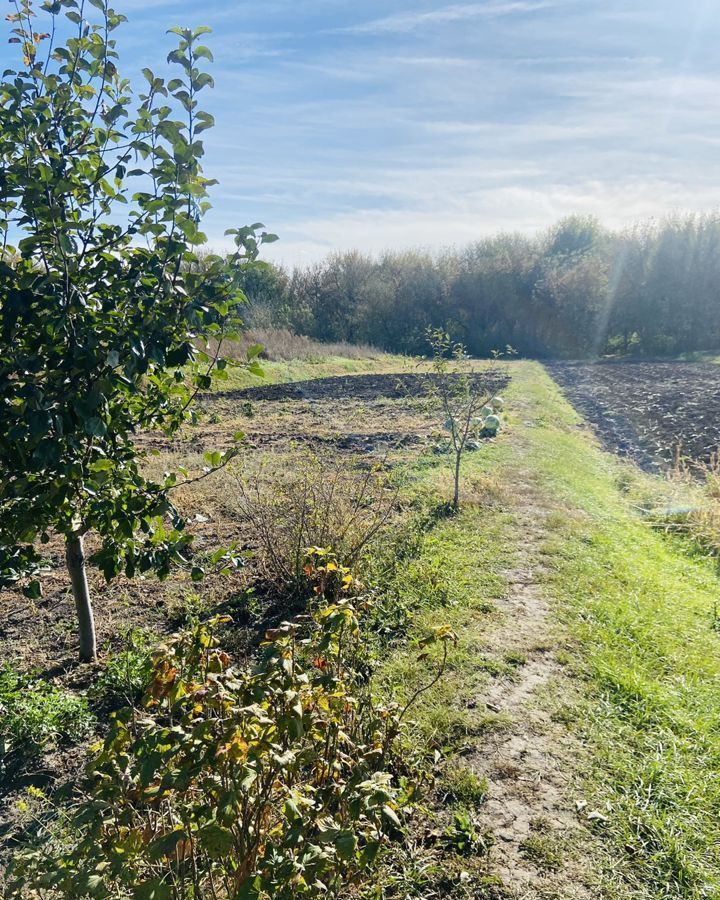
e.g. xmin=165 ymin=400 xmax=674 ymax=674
xmin=216 ymin=352 xmax=407 ymax=391
xmin=378 ymin=360 xmax=720 ymax=897
xmin=516 ymin=363 xmax=720 ymax=898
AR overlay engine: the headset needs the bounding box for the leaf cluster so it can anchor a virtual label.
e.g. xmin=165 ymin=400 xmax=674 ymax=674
xmin=0 ymin=0 xmax=276 ymax=590
xmin=7 ymin=601 xmax=441 ymax=897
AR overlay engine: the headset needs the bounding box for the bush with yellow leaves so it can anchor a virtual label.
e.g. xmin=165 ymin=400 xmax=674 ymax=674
xmin=8 ymin=596 xmax=455 ymax=899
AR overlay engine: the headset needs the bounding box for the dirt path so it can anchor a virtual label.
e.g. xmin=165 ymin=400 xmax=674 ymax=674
xmin=469 ymin=459 xmax=600 ymax=897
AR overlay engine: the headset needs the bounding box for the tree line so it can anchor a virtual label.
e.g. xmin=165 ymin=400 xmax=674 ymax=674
xmin=241 ymin=213 xmax=720 ymax=358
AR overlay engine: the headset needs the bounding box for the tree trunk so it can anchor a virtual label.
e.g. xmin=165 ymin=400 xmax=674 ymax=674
xmin=453 ymin=450 xmax=461 ymax=511
xmin=65 ymin=532 xmax=97 ymax=662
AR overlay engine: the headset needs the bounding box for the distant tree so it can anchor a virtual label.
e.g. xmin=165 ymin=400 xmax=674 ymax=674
xmin=239 ymin=261 xmax=291 ymax=328
xmin=545 ymin=214 xmax=601 ymax=256
xmin=248 ymin=213 xmax=720 ymax=361
xmin=0 ymin=0 xmax=276 ymax=660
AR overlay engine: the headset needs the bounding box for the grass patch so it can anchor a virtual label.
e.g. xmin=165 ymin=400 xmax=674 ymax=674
xmin=439 ymin=764 xmax=488 ymax=807
xmin=0 ymin=667 xmax=93 ymax=767
xmin=214 ymin=351 xmax=406 ymax=392
xmin=377 ymin=499 xmax=513 ymax=755
xmin=508 ymin=362 xmax=720 ymax=898
xmin=519 ymin=830 xmax=565 ymax=872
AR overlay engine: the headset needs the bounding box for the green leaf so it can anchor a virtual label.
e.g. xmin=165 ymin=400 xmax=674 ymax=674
xmin=335 ymin=830 xmax=357 ymax=861
xmin=198 ymin=823 xmax=234 ymax=859
xmin=132 ymin=879 xmax=173 ymax=900
xmin=85 ymin=417 xmax=108 ymax=437
xmin=147 ymin=829 xmax=187 ymax=862
xmin=235 ymin=876 xmax=262 ymax=900
xmin=382 ymin=804 xmax=402 ymax=828
xmin=22 ymin=580 xmax=43 ymax=600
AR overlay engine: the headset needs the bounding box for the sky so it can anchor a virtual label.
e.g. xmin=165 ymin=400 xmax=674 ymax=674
xmin=36 ymin=1 xmax=720 ymax=263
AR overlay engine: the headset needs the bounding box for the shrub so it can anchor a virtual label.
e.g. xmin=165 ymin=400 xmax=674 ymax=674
xmin=90 ymin=629 xmax=156 ymax=710
xmin=8 ymin=604 xmax=454 ymax=898
xmin=0 ymin=667 xmax=93 ymax=768
xmin=232 ymin=454 xmax=399 ymax=595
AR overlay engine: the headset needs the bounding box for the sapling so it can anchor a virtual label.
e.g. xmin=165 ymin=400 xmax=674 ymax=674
xmin=425 ymin=329 xmax=509 ymax=511
xmin=0 ymin=0 xmax=275 ymax=659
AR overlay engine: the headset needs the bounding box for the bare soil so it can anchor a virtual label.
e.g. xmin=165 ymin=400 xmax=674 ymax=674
xmin=549 ymin=360 xmax=720 ymax=470
xmin=470 ymin=468 xmax=599 ymax=897
xmin=213 ymin=371 xmax=509 ymax=403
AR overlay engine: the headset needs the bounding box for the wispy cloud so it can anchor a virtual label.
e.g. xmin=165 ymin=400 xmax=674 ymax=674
xmin=332 ymin=1 xmax=559 ymax=35
xmin=108 ymin=0 xmax=720 ymax=265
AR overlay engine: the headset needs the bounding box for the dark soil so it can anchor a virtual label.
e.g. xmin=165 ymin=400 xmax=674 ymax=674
xmin=548 ymin=361 xmax=720 ymax=470
xmin=213 ymin=371 xmax=509 ymax=403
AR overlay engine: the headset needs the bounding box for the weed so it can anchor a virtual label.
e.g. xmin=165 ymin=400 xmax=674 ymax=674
xmin=439 ymin=765 xmax=488 ymax=806
xmin=0 ymin=667 xmax=93 ymax=768
xmin=91 ymin=629 xmax=155 ymax=709
xmin=443 ymin=809 xmax=494 ymax=858
xmin=165 ymin=588 xmax=211 ymax=626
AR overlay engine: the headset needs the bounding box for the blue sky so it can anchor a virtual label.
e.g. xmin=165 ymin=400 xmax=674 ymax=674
xmin=116 ymin=2 xmax=720 ymax=262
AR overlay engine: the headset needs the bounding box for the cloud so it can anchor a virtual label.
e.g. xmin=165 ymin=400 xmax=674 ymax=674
xmin=332 ymin=1 xmax=559 ymax=35
xmin=111 ymin=0 xmax=720 ymax=269
xmin=204 ymin=175 xmax=720 ymax=266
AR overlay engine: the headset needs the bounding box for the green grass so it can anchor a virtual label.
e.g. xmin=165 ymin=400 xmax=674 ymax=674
xmin=519 ymin=830 xmax=566 ymax=872
xmin=378 ymin=499 xmax=514 ymax=754
xmin=439 ymin=764 xmax=488 ymax=806
xmin=214 ymin=352 xmax=407 ymax=391
xmin=509 ymin=362 xmax=720 ymax=898
xmin=378 ymin=359 xmax=720 ymax=896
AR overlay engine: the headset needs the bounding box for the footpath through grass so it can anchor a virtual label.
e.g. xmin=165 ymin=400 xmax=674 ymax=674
xmin=384 ymin=361 xmax=720 ymax=897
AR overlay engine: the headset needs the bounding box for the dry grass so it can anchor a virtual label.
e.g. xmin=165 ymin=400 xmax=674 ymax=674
xmin=228 ymin=452 xmax=400 ymax=593
xmin=685 ymin=454 xmax=720 ymax=554
xmin=211 ymin=328 xmax=382 ymax=362
xmin=643 ymin=452 xmax=720 ymax=556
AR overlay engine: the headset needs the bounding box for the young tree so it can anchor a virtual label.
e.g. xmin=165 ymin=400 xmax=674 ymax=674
xmin=425 ymin=330 xmax=508 ymax=512
xmin=0 ymin=0 xmax=276 ymax=660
